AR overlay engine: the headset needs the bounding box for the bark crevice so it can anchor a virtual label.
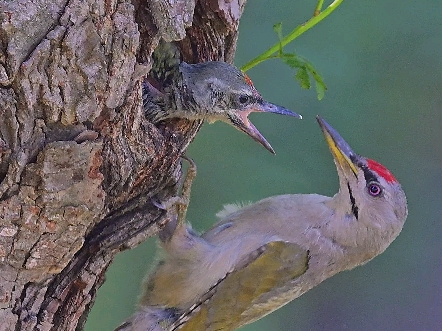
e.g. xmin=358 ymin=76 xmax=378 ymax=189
xmin=0 ymin=0 xmax=245 ymax=329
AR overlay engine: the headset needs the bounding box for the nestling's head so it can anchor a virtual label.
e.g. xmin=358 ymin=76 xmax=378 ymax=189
xmin=180 ymin=62 xmax=301 ymax=153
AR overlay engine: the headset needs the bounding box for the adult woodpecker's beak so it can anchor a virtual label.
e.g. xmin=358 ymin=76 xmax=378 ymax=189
xmin=316 ymin=116 xmax=358 ymax=177
xmin=233 ymin=102 xmax=301 ymax=154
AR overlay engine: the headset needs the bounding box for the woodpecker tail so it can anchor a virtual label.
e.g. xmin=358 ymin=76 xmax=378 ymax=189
xmin=115 ymin=306 xmax=179 ymax=331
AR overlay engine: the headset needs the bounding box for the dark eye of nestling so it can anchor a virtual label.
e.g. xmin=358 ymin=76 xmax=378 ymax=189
xmin=238 ymin=95 xmax=250 ymax=104
xmin=367 ymin=182 xmax=382 ymax=197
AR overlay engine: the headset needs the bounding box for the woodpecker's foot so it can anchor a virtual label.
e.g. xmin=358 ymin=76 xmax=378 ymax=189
xmin=153 ymin=155 xmax=197 ymax=227
xmin=151 ymin=196 xmax=188 ymax=211
xmin=178 ymin=155 xmax=197 ymax=215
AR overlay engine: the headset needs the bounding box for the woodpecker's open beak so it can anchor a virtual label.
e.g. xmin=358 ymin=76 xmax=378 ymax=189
xmin=316 ymin=116 xmax=358 ymax=176
xmin=233 ymin=102 xmax=301 ymax=154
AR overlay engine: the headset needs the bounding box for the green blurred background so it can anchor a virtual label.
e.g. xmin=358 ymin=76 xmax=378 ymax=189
xmin=86 ymin=0 xmax=442 ymax=330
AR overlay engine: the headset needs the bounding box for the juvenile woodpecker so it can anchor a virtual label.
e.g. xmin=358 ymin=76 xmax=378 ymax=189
xmin=143 ymin=60 xmax=301 ymax=154
xmin=118 ymin=116 xmax=407 ymax=331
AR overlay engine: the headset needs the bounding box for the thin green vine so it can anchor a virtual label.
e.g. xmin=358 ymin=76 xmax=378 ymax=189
xmin=241 ymin=0 xmax=344 ymax=100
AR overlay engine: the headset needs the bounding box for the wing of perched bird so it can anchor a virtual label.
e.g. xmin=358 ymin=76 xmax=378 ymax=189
xmin=169 ymin=241 xmax=308 ymax=331
xmin=118 ymin=117 xmax=407 ymax=331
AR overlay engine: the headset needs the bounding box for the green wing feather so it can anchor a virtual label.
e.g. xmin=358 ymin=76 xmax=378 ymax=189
xmin=169 ymin=241 xmax=308 ymax=331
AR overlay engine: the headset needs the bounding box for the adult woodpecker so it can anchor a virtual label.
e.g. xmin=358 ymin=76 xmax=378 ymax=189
xmin=117 ymin=116 xmax=407 ymax=331
xmin=143 ymin=59 xmax=301 ymax=154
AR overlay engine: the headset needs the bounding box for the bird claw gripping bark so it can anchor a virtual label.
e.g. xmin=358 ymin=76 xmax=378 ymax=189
xmin=152 ymin=156 xmax=197 ymax=241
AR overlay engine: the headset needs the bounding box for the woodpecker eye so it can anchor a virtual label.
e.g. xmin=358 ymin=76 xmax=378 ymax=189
xmin=367 ymin=182 xmax=382 ymax=197
xmin=238 ymin=95 xmax=250 ymax=104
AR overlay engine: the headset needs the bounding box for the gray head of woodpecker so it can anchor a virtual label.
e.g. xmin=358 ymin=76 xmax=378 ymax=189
xmin=143 ymin=61 xmax=301 ymax=154
xmin=317 ymin=116 xmax=408 ymax=251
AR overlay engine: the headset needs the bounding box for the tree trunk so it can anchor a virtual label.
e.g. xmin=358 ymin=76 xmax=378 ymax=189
xmin=0 ymin=0 xmax=245 ymax=330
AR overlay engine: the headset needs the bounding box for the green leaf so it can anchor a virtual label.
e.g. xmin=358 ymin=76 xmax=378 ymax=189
xmin=273 ymin=22 xmax=283 ymax=41
xmin=315 ymin=80 xmax=326 ymax=100
xmin=270 ymin=24 xmax=327 ymax=99
xmin=280 ymin=53 xmax=303 ymax=69
xmin=273 ymin=23 xmax=284 ymax=54
xmin=279 ymin=53 xmax=325 ymax=97
xmin=305 ymin=61 xmax=327 ymax=100
xmin=295 ymin=67 xmax=311 ymax=89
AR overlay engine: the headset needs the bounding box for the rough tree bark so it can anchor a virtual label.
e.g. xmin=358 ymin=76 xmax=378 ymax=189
xmin=0 ymin=0 xmax=245 ymax=330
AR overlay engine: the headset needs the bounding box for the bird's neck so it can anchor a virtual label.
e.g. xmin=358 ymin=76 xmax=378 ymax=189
xmin=145 ymin=75 xmax=213 ymax=123
xmin=165 ymin=83 xmax=209 ymax=120
xmin=322 ymin=191 xmax=394 ymax=269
